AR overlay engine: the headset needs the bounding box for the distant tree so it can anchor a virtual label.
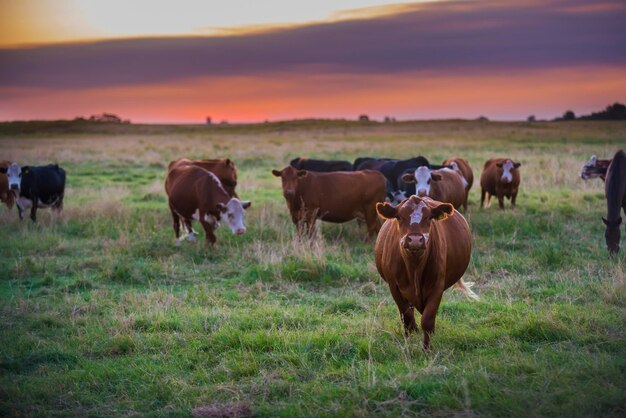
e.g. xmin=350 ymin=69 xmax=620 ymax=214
xmin=562 ymin=110 xmax=576 ymax=120
xmin=476 ymin=116 xmax=489 ymax=122
xmin=578 ymin=102 xmax=626 ymax=120
xmin=527 ymin=115 xmax=536 ymax=122
xmin=206 ymin=116 xmax=212 ymax=125
xmin=358 ymin=114 xmax=370 ymax=122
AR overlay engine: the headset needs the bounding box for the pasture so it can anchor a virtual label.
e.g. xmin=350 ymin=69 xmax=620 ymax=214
xmin=0 ymin=120 xmax=625 ymax=417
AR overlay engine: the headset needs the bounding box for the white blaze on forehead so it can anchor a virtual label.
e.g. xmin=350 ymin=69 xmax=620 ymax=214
xmin=501 ymin=160 xmax=514 ymax=182
xmin=414 ymin=166 xmax=432 ymax=195
xmin=409 ymin=200 xmax=427 ymax=224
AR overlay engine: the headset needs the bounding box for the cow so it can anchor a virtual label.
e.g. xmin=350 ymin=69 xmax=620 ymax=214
xmin=442 ymin=157 xmax=473 ymax=210
xmin=0 ymin=163 xmax=65 ymax=222
xmin=401 ymin=166 xmax=466 ymax=210
xmin=271 ymin=166 xmax=386 ymax=240
xmin=289 ymin=157 xmax=353 ymax=172
xmin=375 ymin=195 xmax=478 ymax=350
xmin=480 ymin=158 xmax=521 ymax=210
xmin=165 ymin=164 xmax=251 ymax=245
xmin=581 ymin=155 xmax=612 ymax=182
xmin=168 ymin=157 xmax=238 ymax=197
xmin=353 ymin=157 xmax=394 ymax=171
xmin=603 ymin=150 xmax=626 ymax=254
xmin=0 ymin=160 xmax=15 ymax=210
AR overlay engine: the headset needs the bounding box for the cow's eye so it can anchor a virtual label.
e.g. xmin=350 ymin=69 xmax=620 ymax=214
xmin=427 ymin=179 xmax=431 ymax=184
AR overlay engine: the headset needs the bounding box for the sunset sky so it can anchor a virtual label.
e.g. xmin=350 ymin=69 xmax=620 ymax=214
xmin=1 ymin=0 xmax=625 ymax=123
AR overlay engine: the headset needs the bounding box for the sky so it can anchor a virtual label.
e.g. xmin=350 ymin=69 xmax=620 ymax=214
xmin=1 ymin=0 xmax=625 ymax=123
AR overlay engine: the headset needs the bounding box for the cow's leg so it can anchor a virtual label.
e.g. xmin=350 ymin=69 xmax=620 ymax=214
xmin=421 ymin=291 xmax=444 ymax=350
xmin=511 ymin=190 xmax=518 ymax=209
xmin=389 ymin=284 xmax=417 ymax=334
xmin=17 ymin=203 xmax=24 ymax=220
xmin=51 ymin=195 xmax=64 ymax=219
xmin=171 ymin=212 xmax=182 ymax=245
xmin=497 ymin=193 xmax=505 ymax=210
xmin=30 ymin=200 xmax=38 ymax=222
xmin=363 ymin=204 xmax=381 ymax=242
xmin=200 ymin=220 xmax=217 ymax=246
xmin=462 ymin=194 xmax=468 ymax=211
xmin=480 ymin=188 xmax=486 ymax=208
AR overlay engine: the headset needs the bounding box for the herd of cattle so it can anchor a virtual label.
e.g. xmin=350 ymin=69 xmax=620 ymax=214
xmin=1 ymin=150 xmax=624 ymax=349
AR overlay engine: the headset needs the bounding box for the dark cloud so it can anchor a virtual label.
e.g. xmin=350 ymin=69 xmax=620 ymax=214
xmin=1 ymin=0 xmax=625 ymax=89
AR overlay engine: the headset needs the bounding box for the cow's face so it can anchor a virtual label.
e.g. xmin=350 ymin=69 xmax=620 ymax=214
xmin=1 ymin=163 xmax=23 ymax=193
xmin=272 ymin=166 xmax=307 ymax=199
xmin=402 ymin=167 xmax=442 ymax=197
xmin=377 ymin=196 xmax=453 ymax=254
xmin=603 ymin=216 xmax=621 ymax=254
xmin=496 ymin=159 xmax=521 ymax=183
xmin=580 ymin=155 xmax=610 ymax=181
xmin=386 ymin=189 xmax=407 ymax=205
xmin=216 ymin=198 xmax=251 ymax=235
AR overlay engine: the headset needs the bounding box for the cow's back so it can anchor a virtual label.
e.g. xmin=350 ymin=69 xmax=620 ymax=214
xmin=166 ymin=165 xmax=228 ymax=217
xmin=443 ymin=157 xmax=474 ymax=189
xmin=168 ymin=158 xmax=237 ymax=196
xmin=430 ymin=169 xmax=466 ymax=209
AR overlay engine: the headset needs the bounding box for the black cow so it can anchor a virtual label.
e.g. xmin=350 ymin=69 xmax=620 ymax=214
xmin=603 ymin=150 xmax=626 ymax=254
xmin=0 ymin=163 xmax=66 ymax=222
xmin=380 ymin=156 xmax=452 ymax=190
xmin=290 ymin=157 xmax=353 ymax=172
xmin=353 ymin=157 xmax=394 ymax=171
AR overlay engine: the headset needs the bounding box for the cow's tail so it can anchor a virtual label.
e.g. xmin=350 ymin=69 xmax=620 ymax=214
xmin=455 ymin=279 xmax=480 ymax=301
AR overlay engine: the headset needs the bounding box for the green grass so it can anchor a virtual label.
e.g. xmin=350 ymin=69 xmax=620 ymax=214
xmin=0 ymin=120 xmax=625 ymax=417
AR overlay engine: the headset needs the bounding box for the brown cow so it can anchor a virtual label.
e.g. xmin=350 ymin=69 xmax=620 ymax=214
xmin=168 ymin=158 xmax=238 ymax=197
xmin=165 ymin=165 xmax=250 ymax=245
xmin=442 ymin=157 xmax=473 ymax=210
xmin=401 ymin=166 xmax=466 ymax=210
xmin=480 ymin=158 xmax=521 ymax=210
xmin=581 ymin=155 xmax=611 ymax=182
xmin=375 ymin=196 xmax=478 ymax=350
xmin=603 ymin=150 xmax=626 ymax=254
xmin=0 ymin=160 xmax=15 ymax=210
xmin=271 ymin=166 xmax=386 ymax=240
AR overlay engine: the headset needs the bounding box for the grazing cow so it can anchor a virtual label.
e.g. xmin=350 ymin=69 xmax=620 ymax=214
xmin=480 ymin=158 xmax=521 ymax=210
xmin=442 ymin=157 xmax=473 ymax=210
xmin=289 ymin=157 xmax=353 ymax=172
xmin=0 ymin=160 xmax=15 ymax=210
xmin=168 ymin=158 xmax=238 ymax=197
xmin=0 ymin=163 xmax=65 ymax=222
xmin=603 ymin=150 xmax=626 ymax=254
xmin=272 ymin=166 xmax=386 ymax=240
xmin=165 ymin=165 xmax=250 ymax=245
xmin=401 ymin=166 xmax=466 ymax=210
xmin=581 ymin=155 xmax=612 ymax=182
xmin=375 ymin=196 xmax=477 ymax=350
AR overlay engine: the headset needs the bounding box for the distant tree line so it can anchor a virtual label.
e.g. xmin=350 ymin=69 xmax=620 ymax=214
xmin=554 ymin=102 xmax=626 ymax=121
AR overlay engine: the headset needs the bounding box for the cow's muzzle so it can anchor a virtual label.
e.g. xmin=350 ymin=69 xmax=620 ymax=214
xmin=417 ymin=189 xmax=427 ymax=197
xmin=235 ymin=227 xmax=246 ymax=235
xmin=284 ymin=189 xmax=295 ymax=197
xmin=10 ymin=184 xmax=19 ymax=191
xmin=402 ymin=233 xmax=426 ymax=252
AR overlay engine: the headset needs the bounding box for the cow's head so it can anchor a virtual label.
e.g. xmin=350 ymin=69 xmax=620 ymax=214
xmin=580 ymin=155 xmax=610 ymax=181
xmin=386 ymin=189 xmax=407 ymax=205
xmin=0 ymin=163 xmax=26 ymax=194
xmin=220 ymin=158 xmax=238 ymax=197
xmin=402 ymin=166 xmax=442 ymax=197
xmin=215 ymin=198 xmax=251 ymax=235
xmin=377 ymin=195 xmax=454 ymax=254
xmin=272 ymin=166 xmax=307 ymax=199
xmin=603 ymin=216 xmax=622 ymax=255
xmin=496 ymin=159 xmax=521 ymax=183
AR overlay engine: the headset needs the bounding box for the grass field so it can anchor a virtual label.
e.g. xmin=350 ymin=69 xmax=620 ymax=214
xmin=0 ymin=120 xmax=625 ymax=417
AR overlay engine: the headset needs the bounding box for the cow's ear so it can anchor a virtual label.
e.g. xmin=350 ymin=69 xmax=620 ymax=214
xmin=402 ymin=173 xmax=416 ymax=184
xmin=241 ymin=200 xmax=251 ymax=210
xmin=225 ymin=158 xmax=233 ymax=166
xmin=271 ymin=169 xmax=282 ymax=177
xmin=0 ymin=167 xmax=6 ymax=174
xmin=376 ymin=202 xmax=398 ymax=219
xmin=514 ymin=162 xmax=521 ymax=168
xmin=431 ymin=173 xmax=442 ymax=181
xmin=496 ymin=163 xmax=503 ymax=168
xmin=216 ymin=203 xmax=228 ymax=213
xmin=430 ymin=203 xmax=454 ymax=221
xmin=297 ymin=170 xmax=308 ymax=178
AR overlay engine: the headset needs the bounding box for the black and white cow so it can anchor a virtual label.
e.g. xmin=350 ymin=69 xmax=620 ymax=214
xmin=0 ymin=163 xmax=66 ymax=222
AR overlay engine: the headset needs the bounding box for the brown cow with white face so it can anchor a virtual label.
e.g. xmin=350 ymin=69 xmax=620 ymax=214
xmin=580 ymin=155 xmax=611 ymax=182
xmin=168 ymin=158 xmax=238 ymax=198
xmin=402 ymin=166 xmax=466 ymax=210
xmin=480 ymin=158 xmax=521 ymax=210
xmin=375 ymin=196 xmax=477 ymax=350
xmin=442 ymin=157 xmax=473 ymax=210
xmin=0 ymin=160 xmax=15 ymax=210
xmin=272 ymin=166 xmax=386 ymax=240
xmin=165 ymin=165 xmax=250 ymax=245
